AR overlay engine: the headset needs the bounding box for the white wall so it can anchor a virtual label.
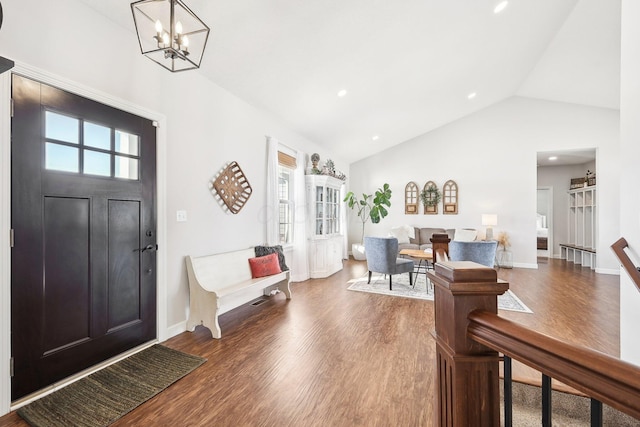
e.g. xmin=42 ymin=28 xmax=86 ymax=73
xmin=619 ymin=0 xmax=640 ymax=365
xmin=0 ymin=0 xmax=347 ymax=413
xmin=347 ymin=96 xmax=619 ymax=270
xmin=537 ymin=160 xmax=595 ymax=258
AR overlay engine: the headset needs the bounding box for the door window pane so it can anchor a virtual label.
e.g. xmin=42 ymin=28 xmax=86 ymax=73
xmin=45 ymin=111 xmax=79 ymax=144
xmin=84 ymin=150 xmax=111 ymax=177
xmin=44 ymin=115 xmax=141 ymax=180
xmin=84 ymin=122 xmax=111 ymax=150
xmin=115 ymin=130 xmax=139 ymax=156
xmin=46 ymin=143 xmax=79 ymax=172
xmin=115 ymin=156 xmax=139 ymax=180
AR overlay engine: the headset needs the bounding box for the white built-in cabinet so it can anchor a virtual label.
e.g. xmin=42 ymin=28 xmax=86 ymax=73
xmin=561 ymin=186 xmax=596 ymax=269
xmin=306 ymin=175 xmax=344 ymax=278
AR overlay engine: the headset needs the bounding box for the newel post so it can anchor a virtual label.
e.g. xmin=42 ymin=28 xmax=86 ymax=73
xmin=427 ymin=261 xmax=509 ymax=426
xmin=430 ymin=233 xmax=451 ymax=262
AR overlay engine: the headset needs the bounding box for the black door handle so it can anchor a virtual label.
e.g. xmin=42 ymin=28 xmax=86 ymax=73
xmin=135 ymin=244 xmax=158 ymax=252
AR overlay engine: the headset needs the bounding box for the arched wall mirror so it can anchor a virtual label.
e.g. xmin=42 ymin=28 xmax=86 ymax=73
xmin=405 ymin=181 xmax=419 ymax=214
xmin=422 ymin=181 xmax=439 ymax=215
xmin=443 ymin=180 xmax=458 ymax=214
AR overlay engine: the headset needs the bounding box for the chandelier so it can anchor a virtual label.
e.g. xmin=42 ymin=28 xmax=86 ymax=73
xmin=131 ymin=0 xmax=210 ymax=72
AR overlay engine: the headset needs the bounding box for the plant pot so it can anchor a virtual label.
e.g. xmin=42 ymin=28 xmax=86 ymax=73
xmin=352 ymin=243 xmax=366 ymax=261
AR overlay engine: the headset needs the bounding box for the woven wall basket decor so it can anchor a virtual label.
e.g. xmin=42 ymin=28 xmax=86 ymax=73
xmin=211 ymin=161 xmax=252 ymax=214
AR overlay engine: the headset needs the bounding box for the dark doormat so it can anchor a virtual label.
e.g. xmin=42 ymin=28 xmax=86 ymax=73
xmin=17 ymin=345 xmax=206 ymax=427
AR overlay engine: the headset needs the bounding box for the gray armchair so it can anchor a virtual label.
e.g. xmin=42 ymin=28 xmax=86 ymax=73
xmin=364 ymin=237 xmax=415 ymax=290
xmin=448 ymin=240 xmax=498 ymax=267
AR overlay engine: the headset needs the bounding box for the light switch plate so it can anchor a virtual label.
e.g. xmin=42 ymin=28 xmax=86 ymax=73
xmin=176 ymin=210 xmax=187 ymax=222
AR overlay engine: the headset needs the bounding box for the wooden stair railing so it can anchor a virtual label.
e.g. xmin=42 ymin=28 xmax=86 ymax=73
xmin=427 ymin=260 xmax=508 ymax=426
xmin=611 ymin=237 xmax=640 ymax=292
xmin=428 ymin=259 xmax=640 ymax=426
xmin=468 ymin=310 xmax=640 ymax=421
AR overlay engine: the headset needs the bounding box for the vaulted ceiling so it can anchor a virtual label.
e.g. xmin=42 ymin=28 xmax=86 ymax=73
xmin=79 ymin=0 xmax=620 ymax=164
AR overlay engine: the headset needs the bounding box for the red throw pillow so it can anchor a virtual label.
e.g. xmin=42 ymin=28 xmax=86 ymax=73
xmin=248 ymin=253 xmax=282 ymax=278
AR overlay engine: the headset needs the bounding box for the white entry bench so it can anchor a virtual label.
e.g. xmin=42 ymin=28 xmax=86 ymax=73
xmin=186 ymin=247 xmax=291 ymax=339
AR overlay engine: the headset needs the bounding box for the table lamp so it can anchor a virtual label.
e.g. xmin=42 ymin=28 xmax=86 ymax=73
xmin=482 ymin=214 xmax=498 ymax=241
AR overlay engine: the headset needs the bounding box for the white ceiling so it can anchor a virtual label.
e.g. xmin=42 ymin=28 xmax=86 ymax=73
xmin=78 ymin=0 xmax=620 ymax=164
xmin=536 ymin=149 xmax=596 ymax=167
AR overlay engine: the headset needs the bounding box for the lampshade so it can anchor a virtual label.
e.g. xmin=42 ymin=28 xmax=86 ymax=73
xmin=482 ymin=214 xmax=498 ymax=226
xmin=131 ymin=0 xmax=210 ymax=72
xmin=482 ymin=214 xmax=497 ymax=241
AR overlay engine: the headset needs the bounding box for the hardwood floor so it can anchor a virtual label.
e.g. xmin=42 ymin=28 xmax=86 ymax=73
xmin=0 ymin=258 xmax=620 ymax=426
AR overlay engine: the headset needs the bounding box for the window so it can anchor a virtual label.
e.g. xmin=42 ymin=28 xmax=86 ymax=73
xmin=44 ymin=111 xmax=140 ymax=180
xmin=278 ymin=166 xmax=293 ymax=244
xmin=278 ymin=151 xmax=297 ymax=245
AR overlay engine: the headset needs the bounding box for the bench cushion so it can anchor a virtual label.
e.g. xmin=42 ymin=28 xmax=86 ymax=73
xmin=249 ymin=253 xmax=282 ymax=278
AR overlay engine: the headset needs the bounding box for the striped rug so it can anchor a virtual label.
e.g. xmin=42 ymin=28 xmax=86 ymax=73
xmin=17 ymin=345 xmax=206 ymax=427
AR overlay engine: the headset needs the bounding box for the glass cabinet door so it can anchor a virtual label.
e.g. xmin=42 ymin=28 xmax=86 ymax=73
xmin=315 ymin=186 xmax=323 ymax=235
xmin=309 ymin=178 xmax=342 ymax=237
xmin=326 ymin=188 xmax=333 ymax=235
xmin=326 ymin=187 xmax=340 ymax=235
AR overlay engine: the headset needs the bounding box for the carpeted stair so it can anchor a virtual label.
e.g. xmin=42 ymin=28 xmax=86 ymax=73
xmin=501 ymin=380 xmax=640 ymax=426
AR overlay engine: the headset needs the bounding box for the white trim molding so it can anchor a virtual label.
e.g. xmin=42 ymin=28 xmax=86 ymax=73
xmin=0 ymin=69 xmax=12 ymax=417
xmin=595 ymin=267 xmax=621 ymax=276
xmin=0 ymin=62 xmax=168 ymax=414
xmin=515 ymin=262 xmax=539 ymax=269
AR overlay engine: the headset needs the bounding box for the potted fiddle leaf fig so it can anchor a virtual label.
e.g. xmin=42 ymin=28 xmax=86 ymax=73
xmin=344 ymin=183 xmax=392 ymax=260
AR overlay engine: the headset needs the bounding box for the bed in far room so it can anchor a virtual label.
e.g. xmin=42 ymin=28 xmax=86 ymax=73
xmin=537 ymin=213 xmax=548 ymax=250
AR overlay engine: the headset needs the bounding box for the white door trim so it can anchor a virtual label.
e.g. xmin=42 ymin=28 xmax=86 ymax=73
xmin=0 ymin=61 xmax=168 ymax=415
xmin=0 ymin=68 xmax=12 ymax=417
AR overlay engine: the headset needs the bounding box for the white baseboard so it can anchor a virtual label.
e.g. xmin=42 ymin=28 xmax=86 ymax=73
xmin=165 ymin=321 xmax=187 ymax=340
xmin=513 ymin=262 xmax=538 ymax=269
xmin=595 ymin=267 xmax=620 ymax=275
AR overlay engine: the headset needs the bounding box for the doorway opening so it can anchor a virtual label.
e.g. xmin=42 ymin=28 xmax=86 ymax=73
xmin=537 ymin=187 xmax=553 ymax=259
xmin=536 ymin=149 xmax=596 ymax=261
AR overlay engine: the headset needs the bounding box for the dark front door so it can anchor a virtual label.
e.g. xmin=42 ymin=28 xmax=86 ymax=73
xmin=11 ymin=74 xmax=157 ymax=400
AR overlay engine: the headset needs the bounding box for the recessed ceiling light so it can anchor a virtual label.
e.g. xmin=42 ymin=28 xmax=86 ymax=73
xmin=467 ymin=92 xmax=477 ymax=100
xmin=337 ymin=89 xmax=347 ymax=97
xmin=372 ymin=135 xmax=379 ymax=141
xmin=494 ymin=1 xmax=508 ymax=14
xmin=549 ymin=156 xmax=558 ymax=161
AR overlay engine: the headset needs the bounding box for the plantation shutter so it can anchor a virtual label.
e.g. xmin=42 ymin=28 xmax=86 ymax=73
xmin=278 ymin=151 xmax=297 ymax=169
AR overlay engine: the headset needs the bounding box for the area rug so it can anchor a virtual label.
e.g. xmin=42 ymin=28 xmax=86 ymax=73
xmin=17 ymin=344 xmax=206 ymax=427
xmin=347 ymin=272 xmax=533 ymax=313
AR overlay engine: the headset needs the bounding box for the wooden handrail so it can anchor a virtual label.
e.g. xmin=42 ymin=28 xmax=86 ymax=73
xmin=611 ymin=237 xmax=640 ymax=292
xmin=468 ymin=310 xmax=640 ymax=420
